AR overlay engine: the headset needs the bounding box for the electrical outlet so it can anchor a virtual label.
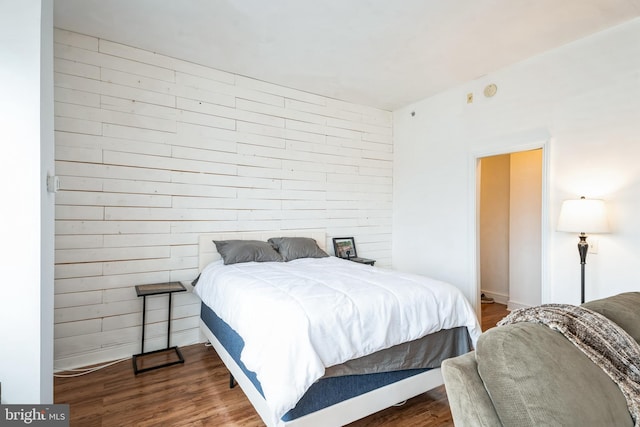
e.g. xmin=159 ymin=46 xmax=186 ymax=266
xmin=588 ymin=238 xmax=599 ymax=254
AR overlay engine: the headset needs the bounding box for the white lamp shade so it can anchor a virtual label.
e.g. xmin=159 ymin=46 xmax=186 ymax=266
xmin=557 ymin=198 xmax=609 ymax=233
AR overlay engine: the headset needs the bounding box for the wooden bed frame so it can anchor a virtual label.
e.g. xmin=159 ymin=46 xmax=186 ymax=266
xmin=197 ymin=230 xmax=445 ymax=427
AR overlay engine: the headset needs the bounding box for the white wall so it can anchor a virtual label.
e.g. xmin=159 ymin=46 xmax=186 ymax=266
xmin=0 ymin=0 xmax=54 ymax=403
xmin=393 ymin=17 xmax=640 ymax=305
xmin=53 ymin=29 xmax=393 ymax=369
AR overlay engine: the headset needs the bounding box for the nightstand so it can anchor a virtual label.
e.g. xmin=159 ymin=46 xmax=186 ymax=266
xmin=348 ymin=257 xmax=376 ymax=266
xmin=132 ymin=281 xmax=186 ymax=374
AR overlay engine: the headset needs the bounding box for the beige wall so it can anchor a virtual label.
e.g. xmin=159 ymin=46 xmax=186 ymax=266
xmin=509 ymin=149 xmax=542 ymax=308
xmin=479 ymin=154 xmax=510 ymax=302
xmin=479 ymin=150 xmax=542 ymax=308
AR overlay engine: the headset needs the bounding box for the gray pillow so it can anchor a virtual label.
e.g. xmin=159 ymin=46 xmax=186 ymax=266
xmin=268 ymin=237 xmax=328 ymax=261
xmin=213 ymin=240 xmax=283 ymax=265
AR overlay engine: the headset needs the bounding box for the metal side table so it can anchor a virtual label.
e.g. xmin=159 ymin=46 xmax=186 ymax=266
xmin=132 ymin=281 xmax=186 ymax=374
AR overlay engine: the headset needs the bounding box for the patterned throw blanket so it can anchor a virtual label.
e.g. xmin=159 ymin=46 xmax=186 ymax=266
xmin=498 ymin=304 xmax=640 ymax=426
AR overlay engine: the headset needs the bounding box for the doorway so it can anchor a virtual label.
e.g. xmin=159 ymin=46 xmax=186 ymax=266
xmin=478 ymin=148 xmax=543 ymax=326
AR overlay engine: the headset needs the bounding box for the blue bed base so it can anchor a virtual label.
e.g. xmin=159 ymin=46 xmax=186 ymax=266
xmin=200 ymin=302 xmax=428 ymax=422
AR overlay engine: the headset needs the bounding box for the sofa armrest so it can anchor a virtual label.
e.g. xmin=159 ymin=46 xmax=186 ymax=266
xmin=442 ymin=352 xmax=502 ymax=427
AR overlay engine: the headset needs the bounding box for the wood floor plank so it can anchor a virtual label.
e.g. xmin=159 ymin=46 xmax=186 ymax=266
xmin=55 ymin=304 xmax=508 ymax=426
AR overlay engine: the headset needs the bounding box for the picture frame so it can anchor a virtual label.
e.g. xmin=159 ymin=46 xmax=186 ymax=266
xmin=333 ymin=237 xmax=357 ymax=259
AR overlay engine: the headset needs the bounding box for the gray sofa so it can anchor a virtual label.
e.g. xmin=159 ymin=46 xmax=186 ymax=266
xmin=442 ymin=292 xmax=640 ymax=427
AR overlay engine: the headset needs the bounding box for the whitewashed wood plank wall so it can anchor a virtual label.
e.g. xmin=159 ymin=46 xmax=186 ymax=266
xmin=53 ymin=28 xmax=393 ymax=370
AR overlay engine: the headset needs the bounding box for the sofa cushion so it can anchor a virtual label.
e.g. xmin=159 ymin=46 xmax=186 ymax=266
xmin=476 ymin=322 xmax=633 ymax=427
xmin=583 ymin=291 xmax=640 ymax=344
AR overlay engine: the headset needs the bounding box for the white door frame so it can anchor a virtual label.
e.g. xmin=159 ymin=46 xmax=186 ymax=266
xmin=468 ymin=138 xmax=550 ymax=319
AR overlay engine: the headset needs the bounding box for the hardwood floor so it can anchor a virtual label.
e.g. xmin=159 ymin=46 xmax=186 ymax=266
xmin=481 ymin=301 xmax=510 ymax=331
xmin=54 ymin=304 xmax=508 ymax=426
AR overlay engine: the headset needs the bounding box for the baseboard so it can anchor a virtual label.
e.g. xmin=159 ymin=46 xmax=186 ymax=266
xmin=507 ymin=299 xmax=531 ymax=311
xmin=480 ymin=290 xmax=508 ymax=305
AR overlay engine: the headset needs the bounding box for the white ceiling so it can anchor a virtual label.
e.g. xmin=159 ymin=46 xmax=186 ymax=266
xmin=53 ymin=0 xmax=640 ymax=111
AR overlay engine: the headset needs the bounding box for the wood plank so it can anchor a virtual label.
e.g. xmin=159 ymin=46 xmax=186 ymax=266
xmin=54 ymin=87 xmax=100 ymax=107
xmin=54 ymin=28 xmax=99 ymax=51
xmin=54 ymin=57 xmax=100 ymax=79
xmin=236 ymin=74 xmax=327 ymax=106
xmin=55 ymin=246 xmax=170 ymax=264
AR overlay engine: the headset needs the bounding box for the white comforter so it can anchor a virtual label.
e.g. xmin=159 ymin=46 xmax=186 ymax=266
xmin=194 ymin=257 xmax=481 ymax=421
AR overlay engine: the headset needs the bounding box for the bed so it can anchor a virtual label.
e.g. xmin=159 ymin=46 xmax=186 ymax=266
xmin=194 ymin=230 xmax=481 ymax=426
